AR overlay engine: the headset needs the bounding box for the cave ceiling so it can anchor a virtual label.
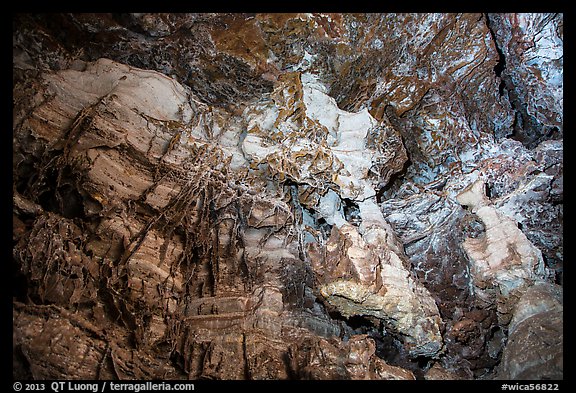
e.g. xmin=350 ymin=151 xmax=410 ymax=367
xmin=13 ymin=13 xmax=563 ymax=381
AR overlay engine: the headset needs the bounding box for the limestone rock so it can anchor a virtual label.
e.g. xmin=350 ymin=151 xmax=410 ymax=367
xmin=241 ymin=71 xmax=407 ymax=203
xmin=288 ymin=334 xmax=415 ymax=380
xmin=425 ymin=363 xmax=463 ymax=380
xmin=457 ymin=179 xmax=549 ymax=323
xmin=309 ymin=221 xmax=443 ymax=358
xmin=487 ymin=13 xmax=563 ymax=146
xmin=13 ymin=13 xmax=562 ymax=381
xmin=497 ymin=283 xmax=563 ymax=380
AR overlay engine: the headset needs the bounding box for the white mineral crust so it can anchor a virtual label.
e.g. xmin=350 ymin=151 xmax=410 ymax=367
xmin=457 ymin=179 xmax=547 ymax=297
xmin=242 ymin=72 xmax=444 ymax=357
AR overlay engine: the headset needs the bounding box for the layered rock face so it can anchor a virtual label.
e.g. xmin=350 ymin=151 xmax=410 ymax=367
xmin=13 ymin=13 xmax=562 ymax=380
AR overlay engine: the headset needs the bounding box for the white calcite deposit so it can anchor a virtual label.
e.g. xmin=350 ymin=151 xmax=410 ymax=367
xmin=242 ymin=71 xmax=443 ymax=357
xmin=242 ymin=72 xmax=381 ymax=201
xmin=457 ymin=179 xmax=549 ymax=323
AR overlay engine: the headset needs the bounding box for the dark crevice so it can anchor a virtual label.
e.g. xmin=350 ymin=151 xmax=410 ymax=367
xmin=345 ymin=315 xmax=375 ymax=331
xmin=485 ymin=14 xmax=557 ymax=149
xmin=375 ymin=187 xmax=386 ymax=204
xmin=546 ymin=126 xmax=561 ymax=139
xmin=325 ymin=308 xmax=433 ymax=379
xmin=486 ymin=13 xmax=517 ymax=140
xmin=374 ymin=330 xmax=430 ymax=380
xmin=486 ymin=14 xmax=507 ymax=85
xmin=12 ymin=344 xmax=34 ymax=380
xmin=554 ymin=268 xmax=563 ymax=286
xmin=315 ymin=215 xmax=334 ymax=238
xmin=326 ymin=310 xmax=375 ymax=337
xmin=12 ymin=259 xmax=29 ymax=303
xmin=342 ymin=198 xmax=361 ymax=225
xmin=35 ymin=169 xmax=87 ymax=220
xmin=498 ymin=79 xmax=506 ymax=97
xmin=486 ymin=14 xmax=534 ymax=147
xmin=486 ymin=14 xmax=509 ymax=105
xmin=510 ymin=111 xmax=521 ymax=139
xmin=282 ymin=351 xmax=297 ymax=380
xmin=376 ymin=156 xmax=412 ymax=202
xmin=485 ymin=182 xmax=493 ymax=199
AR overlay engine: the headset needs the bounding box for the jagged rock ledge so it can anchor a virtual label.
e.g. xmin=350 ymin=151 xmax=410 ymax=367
xmin=13 ymin=13 xmax=562 ymax=380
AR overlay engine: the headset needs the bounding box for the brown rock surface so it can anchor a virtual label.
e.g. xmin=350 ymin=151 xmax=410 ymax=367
xmin=13 ymin=13 xmax=562 ymax=380
xmin=497 ymin=283 xmax=563 ymax=380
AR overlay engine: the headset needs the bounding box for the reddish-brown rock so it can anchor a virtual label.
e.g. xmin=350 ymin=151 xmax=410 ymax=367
xmin=13 ymin=13 xmax=562 ymax=380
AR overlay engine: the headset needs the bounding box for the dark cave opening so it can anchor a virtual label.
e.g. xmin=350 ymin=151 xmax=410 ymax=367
xmin=510 ymin=110 xmax=523 ymax=140
xmin=342 ymin=198 xmax=361 ymax=225
xmin=15 ymin=160 xmax=36 ymax=196
xmin=498 ymin=79 xmax=506 ymax=97
xmin=316 ymin=215 xmax=334 ymax=238
xmin=12 ymin=344 xmax=33 ymax=380
xmin=326 ymin=308 xmax=433 ymax=379
xmin=16 ymin=159 xmax=88 ymax=221
xmin=38 ymin=182 xmax=86 ymax=220
xmin=489 ymin=41 xmax=505 ymax=79
xmin=485 ymin=182 xmax=493 ymax=199
xmin=485 ymin=14 xmax=507 ymax=95
xmin=546 ymin=126 xmax=561 ymax=139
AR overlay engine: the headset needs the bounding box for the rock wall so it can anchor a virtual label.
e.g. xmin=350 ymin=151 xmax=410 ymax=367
xmin=13 ymin=13 xmax=562 ymax=380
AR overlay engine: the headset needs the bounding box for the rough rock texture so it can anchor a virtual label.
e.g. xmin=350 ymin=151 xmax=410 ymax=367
xmin=497 ymin=282 xmax=563 ymax=380
xmin=487 ymin=13 xmax=563 ymax=146
xmin=456 ymin=179 xmax=549 ymax=325
xmin=13 ymin=13 xmax=562 ymax=380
